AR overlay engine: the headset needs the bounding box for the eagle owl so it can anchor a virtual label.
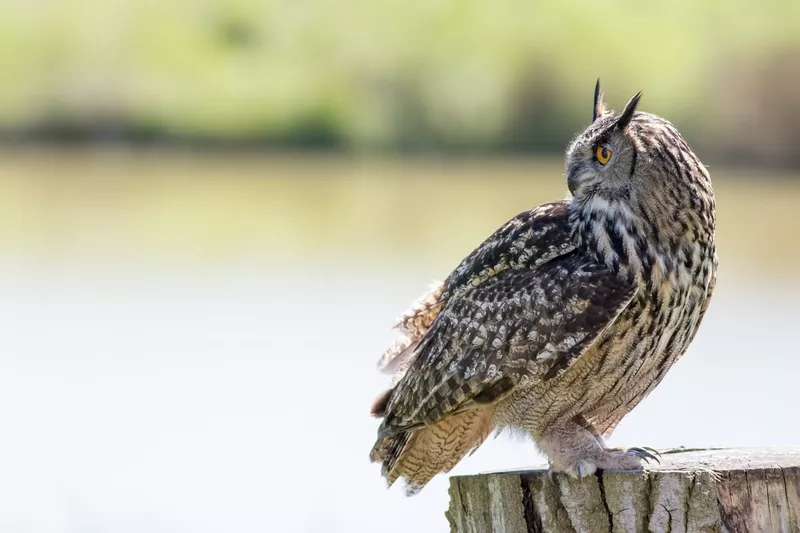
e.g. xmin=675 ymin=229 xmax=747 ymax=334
xmin=369 ymin=82 xmax=717 ymax=494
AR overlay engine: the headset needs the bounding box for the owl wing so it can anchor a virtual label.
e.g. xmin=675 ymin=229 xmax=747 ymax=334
xmin=376 ymin=200 xmax=573 ymax=380
xmin=378 ymin=242 xmax=637 ymax=438
xmin=371 ymin=201 xmax=574 ymax=406
xmin=440 ymin=200 xmax=576 ymax=301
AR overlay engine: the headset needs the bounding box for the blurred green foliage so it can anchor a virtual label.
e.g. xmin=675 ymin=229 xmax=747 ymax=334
xmin=1 ymin=1 xmax=800 ymax=164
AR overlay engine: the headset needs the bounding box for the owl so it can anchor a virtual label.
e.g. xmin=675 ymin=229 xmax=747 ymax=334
xmin=369 ymin=81 xmax=717 ymax=494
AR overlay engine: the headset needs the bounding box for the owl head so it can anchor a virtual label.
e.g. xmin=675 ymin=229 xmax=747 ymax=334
xmin=565 ymin=81 xmax=715 ymax=257
xmin=565 ymin=80 xmax=644 ymax=200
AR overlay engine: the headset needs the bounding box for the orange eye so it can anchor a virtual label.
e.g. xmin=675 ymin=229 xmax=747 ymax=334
xmin=595 ymin=145 xmax=612 ymax=165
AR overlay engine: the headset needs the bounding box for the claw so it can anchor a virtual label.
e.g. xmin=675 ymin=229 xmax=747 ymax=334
xmin=625 ymin=447 xmax=661 ymax=464
xmin=546 ymin=467 xmax=555 ymax=485
xmin=641 ymin=446 xmax=662 ymax=458
xmin=572 ymin=461 xmax=597 ymax=478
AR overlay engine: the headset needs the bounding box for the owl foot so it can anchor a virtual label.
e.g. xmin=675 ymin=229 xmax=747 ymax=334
xmin=559 ymin=447 xmax=659 ymax=479
xmin=537 ymin=421 xmax=661 ymax=480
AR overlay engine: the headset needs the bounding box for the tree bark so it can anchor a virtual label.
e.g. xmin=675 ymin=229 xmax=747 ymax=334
xmin=446 ymin=448 xmax=800 ymax=533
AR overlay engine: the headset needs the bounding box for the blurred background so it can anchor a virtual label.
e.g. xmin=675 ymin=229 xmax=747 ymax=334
xmin=3 ymin=1 xmax=800 ymax=532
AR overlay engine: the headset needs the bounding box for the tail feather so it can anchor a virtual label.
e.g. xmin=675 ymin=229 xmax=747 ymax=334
xmin=369 ymin=408 xmax=493 ymax=495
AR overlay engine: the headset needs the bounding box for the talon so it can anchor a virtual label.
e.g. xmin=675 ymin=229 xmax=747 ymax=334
xmin=572 ymin=461 xmax=597 ymax=478
xmin=641 ymin=446 xmax=662 ymax=459
xmin=631 ymin=445 xmax=661 ymax=456
xmin=626 ymin=447 xmax=660 ymax=464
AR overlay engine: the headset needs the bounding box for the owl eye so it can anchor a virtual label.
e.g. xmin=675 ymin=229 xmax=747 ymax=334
xmin=594 ymin=145 xmax=612 ymax=165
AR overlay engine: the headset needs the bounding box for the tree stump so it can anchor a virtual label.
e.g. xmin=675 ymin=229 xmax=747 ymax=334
xmin=446 ymin=448 xmax=800 ymax=533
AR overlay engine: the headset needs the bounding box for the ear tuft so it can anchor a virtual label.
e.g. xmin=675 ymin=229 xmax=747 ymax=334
xmin=593 ymin=79 xmax=606 ymax=122
xmin=616 ymin=91 xmax=642 ymax=130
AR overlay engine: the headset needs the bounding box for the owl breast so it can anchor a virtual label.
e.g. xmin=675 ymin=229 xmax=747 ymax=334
xmin=577 ymin=237 xmax=716 ymax=435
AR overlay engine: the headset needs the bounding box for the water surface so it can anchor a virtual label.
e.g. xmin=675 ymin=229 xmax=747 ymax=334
xmin=2 ymin=150 xmax=798 ymax=532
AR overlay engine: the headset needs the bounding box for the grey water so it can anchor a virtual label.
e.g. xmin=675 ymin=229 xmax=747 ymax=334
xmin=2 ymin=152 xmax=799 ymax=532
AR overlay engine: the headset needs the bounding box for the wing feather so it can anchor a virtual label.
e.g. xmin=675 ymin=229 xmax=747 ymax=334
xmin=441 ymin=201 xmax=575 ymax=301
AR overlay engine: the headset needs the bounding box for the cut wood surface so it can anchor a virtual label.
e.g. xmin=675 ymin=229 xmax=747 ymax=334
xmin=446 ymin=448 xmax=800 ymax=533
